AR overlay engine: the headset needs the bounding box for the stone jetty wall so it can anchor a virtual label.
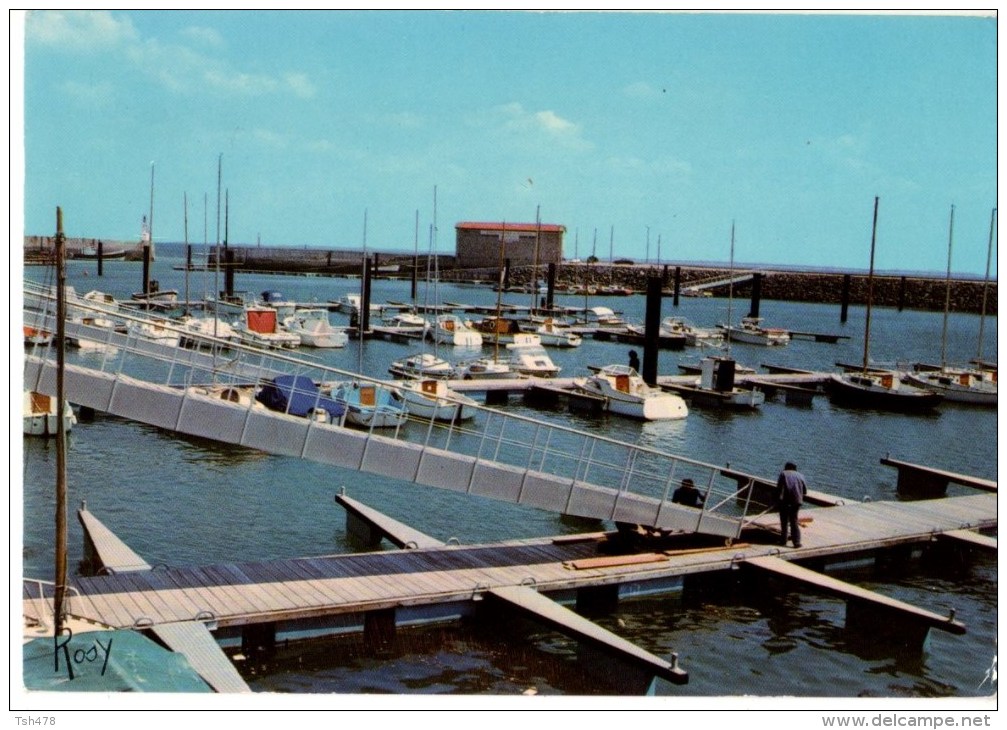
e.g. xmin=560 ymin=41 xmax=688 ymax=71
xmin=22 ymin=238 xmax=996 ymax=315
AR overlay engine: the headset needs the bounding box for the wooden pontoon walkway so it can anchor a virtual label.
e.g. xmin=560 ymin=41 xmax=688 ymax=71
xmin=32 ymin=493 xmax=994 ymax=639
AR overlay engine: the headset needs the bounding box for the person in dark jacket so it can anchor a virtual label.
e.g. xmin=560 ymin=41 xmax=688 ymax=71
xmin=628 ymin=350 xmax=640 ymax=372
xmin=672 ymin=478 xmax=705 ymax=508
xmin=776 ymin=462 xmax=807 ymax=547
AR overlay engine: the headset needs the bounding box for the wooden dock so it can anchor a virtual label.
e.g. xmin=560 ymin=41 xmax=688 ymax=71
xmin=881 ymin=455 xmax=999 ymax=498
xmin=25 ymin=491 xmax=995 ymax=693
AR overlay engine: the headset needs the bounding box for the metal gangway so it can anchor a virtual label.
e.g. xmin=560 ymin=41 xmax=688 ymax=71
xmin=23 ymin=283 xmax=768 ymax=541
xmin=681 ymin=271 xmax=757 ymax=293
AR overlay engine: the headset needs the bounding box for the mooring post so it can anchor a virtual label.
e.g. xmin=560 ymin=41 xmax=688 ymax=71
xmin=845 ymin=600 xmax=931 ymax=650
xmin=224 ymin=248 xmax=235 ymax=299
xmin=241 ymin=622 xmax=277 ymax=657
xmin=748 ymin=272 xmax=762 ymax=318
xmin=503 ymin=258 xmax=511 ymax=290
xmin=96 ymin=240 xmax=103 ymax=277
xmin=363 ymin=608 xmax=397 ymax=653
xmin=575 ymin=584 xmax=620 ymax=615
xmin=362 ymin=256 xmax=372 ymax=333
xmin=142 ymin=244 xmax=151 ymax=294
xmin=897 ymin=276 xmax=907 ymax=312
xmin=673 ymin=266 xmax=681 ymax=307
xmin=840 ymin=273 xmax=851 ymax=323
xmin=547 ymin=262 xmax=557 ymax=311
xmin=411 ymin=254 xmax=418 ymax=302
xmin=643 ymin=277 xmax=662 ymax=385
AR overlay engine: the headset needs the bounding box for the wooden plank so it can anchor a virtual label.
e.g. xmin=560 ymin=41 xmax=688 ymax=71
xmin=151 ymin=622 xmax=250 ymax=693
xmin=565 ymin=553 xmax=669 ymax=571
xmin=880 ymin=456 xmax=997 ymax=492
xmin=336 ymin=494 xmax=445 ymax=549
xmin=940 ymin=529 xmax=997 ymax=552
xmin=487 ymin=585 xmax=687 ymax=685
xmin=77 ymin=507 xmax=152 ymax=573
xmin=742 ymin=555 xmax=966 ymax=634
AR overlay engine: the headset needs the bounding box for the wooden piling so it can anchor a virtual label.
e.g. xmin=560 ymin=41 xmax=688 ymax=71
xmin=643 ymin=277 xmax=662 ymax=385
xmin=748 ymin=272 xmax=762 ymax=318
xmin=840 ymin=273 xmax=851 ymax=323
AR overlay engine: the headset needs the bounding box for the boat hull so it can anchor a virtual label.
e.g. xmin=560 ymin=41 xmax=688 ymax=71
xmin=23 ymin=391 xmax=76 ymax=436
xmin=903 ymin=372 xmax=997 ymax=406
xmin=826 ymin=374 xmax=943 ymax=412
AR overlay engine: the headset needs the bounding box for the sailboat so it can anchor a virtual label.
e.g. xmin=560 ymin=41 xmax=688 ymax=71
xmin=130 ymin=166 xmax=178 ymax=306
xmin=23 ymin=208 xmax=211 ymax=692
xmin=826 ymin=197 xmax=943 ymax=412
xmin=903 ymin=206 xmax=997 ymax=406
xmin=678 ymin=222 xmax=765 ymax=409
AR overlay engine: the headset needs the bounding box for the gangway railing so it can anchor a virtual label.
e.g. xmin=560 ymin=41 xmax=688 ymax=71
xmin=23 ymin=286 xmax=772 ymax=540
xmin=681 ymin=271 xmax=758 ymax=292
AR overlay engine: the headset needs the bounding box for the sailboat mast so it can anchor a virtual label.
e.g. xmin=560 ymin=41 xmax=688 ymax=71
xmin=494 ymin=222 xmax=506 ymax=363
xmin=531 ymin=206 xmax=541 ymax=314
xmin=412 ymin=209 xmax=419 ymax=310
xmin=359 ymin=208 xmax=368 ymax=373
xmin=862 ymin=196 xmax=880 ymax=373
xmin=148 ymin=162 xmax=155 ymax=261
xmin=940 ymin=205 xmax=955 ymax=370
xmin=977 ymin=207 xmax=996 ymax=362
xmin=183 ymin=192 xmax=190 ymax=316
xmin=54 ymin=206 xmax=68 ymax=637
xmin=726 ymin=221 xmax=735 ymax=355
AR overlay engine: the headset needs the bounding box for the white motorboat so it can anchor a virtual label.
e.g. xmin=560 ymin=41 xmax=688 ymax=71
xmin=127 ymin=317 xmax=181 ymax=346
xmin=331 ymin=382 xmax=408 ymax=429
xmin=455 ymin=356 xmax=517 ymax=380
xmin=433 ymin=314 xmax=483 ymax=347
xmin=718 ymin=317 xmax=790 ymax=346
xmin=661 ymin=317 xmax=724 ymax=347
xmin=389 ymin=352 xmax=457 ymax=380
xmin=574 ymin=364 xmax=688 ymax=421
xmin=283 ymin=309 xmax=348 ymax=348
xmin=398 ymin=379 xmax=477 ymax=422
xmin=232 ymin=305 xmax=301 ymax=349
xmin=69 ymin=314 xmax=119 ymax=354
xmin=523 ymin=318 xmax=582 ymax=348
xmin=23 ymin=390 xmax=77 ymax=436
xmin=584 ymin=306 xmax=626 ymax=328
xmin=507 ymin=335 xmax=561 ymax=378
xmin=177 ymin=315 xmax=236 ymax=350
xmin=382 ymin=311 xmax=429 ymax=336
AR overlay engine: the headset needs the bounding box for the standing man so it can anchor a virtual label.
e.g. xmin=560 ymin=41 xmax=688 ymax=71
xmin=628 ymin=350 xmax=640 ymax=372
xmin=776 ymin=462 xmax=807 ymax=548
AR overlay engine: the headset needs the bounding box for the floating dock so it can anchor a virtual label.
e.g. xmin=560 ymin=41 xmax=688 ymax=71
xmin=24 ymin=490 xmax=994 ymax=694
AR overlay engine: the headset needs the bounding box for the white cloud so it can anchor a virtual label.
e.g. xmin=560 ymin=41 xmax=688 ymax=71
xmin=27 ymin=10 xmax=139 ymax=51
xmin=59 ymin=79 xmax=115 ymax=103
xmin=623 ymin=81 xmax=661 ymax=99
xmin=493 ymin=102 xmax=591 ymax=149
xmin=180 ymin=25 xmax=225 ymax=48
xmin=29 ymin=10 xmax=315 ymax=101
xmin=284 ymin=73 xmax=316 ymax=99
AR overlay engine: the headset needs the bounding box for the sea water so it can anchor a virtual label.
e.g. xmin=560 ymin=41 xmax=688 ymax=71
xmin=19 ymin=248 xmax=998 ymax=698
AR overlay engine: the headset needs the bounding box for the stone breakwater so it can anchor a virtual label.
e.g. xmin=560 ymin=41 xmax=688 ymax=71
xmin=505 ymin=265 xmax=997 ymax=316
xmin=22 ymin=237 xmax=996 ymax=315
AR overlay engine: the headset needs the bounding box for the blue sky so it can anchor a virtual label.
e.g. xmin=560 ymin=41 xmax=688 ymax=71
xmin=15 ymin=10 xmax=998 ymax=275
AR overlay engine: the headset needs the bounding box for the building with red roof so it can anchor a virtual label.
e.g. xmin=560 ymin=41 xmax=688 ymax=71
xmin=454 ymin=221 xmax=565 ymax=269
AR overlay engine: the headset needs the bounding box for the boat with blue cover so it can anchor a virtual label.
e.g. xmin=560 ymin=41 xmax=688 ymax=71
xmin=256 ymin=374 xmax=346 ymax=423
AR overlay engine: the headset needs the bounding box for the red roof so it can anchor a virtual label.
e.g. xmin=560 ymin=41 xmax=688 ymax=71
xmin=455 ymin=222 xmax=565 ymax=234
